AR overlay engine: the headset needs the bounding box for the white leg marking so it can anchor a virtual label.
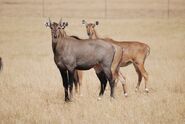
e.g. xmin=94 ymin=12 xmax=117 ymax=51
xmin=145 ymin=88 xmax=149 ymax=93
xmin=124 ymin=93 xmax=128 ymax=97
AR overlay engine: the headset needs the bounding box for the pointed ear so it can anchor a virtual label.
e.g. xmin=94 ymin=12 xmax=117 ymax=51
xmin=61 ymin=22 xmax=68 ymax=29
xmin=49 ymin=17 xmax=52 ymax=24
xmin=82 ymin=20 xmax=87 ymax=25
xmin=45 ymin=22 xmax=50 ymax=27
xmin=59 ymin=18 xmax=63 ymax=27
xmin=95 ymin=21 xmax=99 ymax=25
xmin=65 ymin=22 xmax=68 ymax=27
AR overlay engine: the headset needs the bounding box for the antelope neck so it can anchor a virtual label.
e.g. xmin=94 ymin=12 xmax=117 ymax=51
xmin=90 ymin=30 xmax=99 ymax=39
xmin=52 ymin=30 xmax=67 ymax=54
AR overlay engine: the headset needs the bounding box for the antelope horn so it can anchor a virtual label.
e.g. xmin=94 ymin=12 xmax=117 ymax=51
xmin=49 ymin=17 xmax=52 ymax=24
xmin=59 ymin=18 xmax=63 ymax=27
xmin=65 ymin=22 xmax=68 ymax=27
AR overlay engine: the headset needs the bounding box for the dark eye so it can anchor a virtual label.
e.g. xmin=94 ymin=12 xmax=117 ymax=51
xmin=58 ymin=27 xmax=61 ymax=29
xmin=50 ymin=27 xmax=53 ymax=29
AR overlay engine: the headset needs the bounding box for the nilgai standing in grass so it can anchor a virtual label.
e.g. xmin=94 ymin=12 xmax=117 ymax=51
xmin=46 ymin=19 xmax=82 ymax=96
xmin=46 ymin=18 xmax=123 ymax=102
xmin=82 ymin=20 xmax=150 ymax=93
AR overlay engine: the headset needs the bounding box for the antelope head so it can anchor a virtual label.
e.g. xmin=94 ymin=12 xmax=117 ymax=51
xmin=45 ymin=18 xmax=68 ymax=39
xmin=82 ymin=20 xmax=99 ymax=38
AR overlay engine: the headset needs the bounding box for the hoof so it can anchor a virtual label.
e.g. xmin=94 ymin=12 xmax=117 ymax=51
xmin=124 ymin=93 xmax=128 ymax=97
xmin=145 ymin=88 xmax=149 ymax=93
xmin=65 ymin=97 xmax=71 ymax=102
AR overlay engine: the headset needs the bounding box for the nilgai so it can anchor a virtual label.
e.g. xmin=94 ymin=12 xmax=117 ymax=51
xmin=82 ymin=20 xmax=150 ymax=93
xmin=46 ymin=18 xmax=123 ymax=101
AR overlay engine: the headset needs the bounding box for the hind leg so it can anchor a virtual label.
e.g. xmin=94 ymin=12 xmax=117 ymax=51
xmin=74 ymin=70 xmax=79 ymax=94
xmin=78 ymin=71 xmax=83 ymax=96
xmin=137 ymin=64 xmax=149 ymax=92
xmin=103 ymin=68 xmax=115 ymax=98
xmin=134 ymin=64 xmax=142 ymax=91
xmin=94 ymin=65 xmax=107 ymax=98
xmin=109 ymin=79 xmax=115 ymax=98
xmin=96 ymin=71 xmax=107 ymax=98
xmin=118 ymin=72 xmax=128 ymax=97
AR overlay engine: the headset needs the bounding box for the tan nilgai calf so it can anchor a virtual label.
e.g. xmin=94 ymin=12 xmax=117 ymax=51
xmin=82 ymin=20 xmax=150 ymax=93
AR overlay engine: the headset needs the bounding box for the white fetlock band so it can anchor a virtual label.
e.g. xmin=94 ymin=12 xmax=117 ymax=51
xmin=97 ymin=97 xmax=102 ymax=101
xmin=145 ymin=88 xmax=149 ymax=92
xmin=124 ymin=93 xmax=128 ymax=97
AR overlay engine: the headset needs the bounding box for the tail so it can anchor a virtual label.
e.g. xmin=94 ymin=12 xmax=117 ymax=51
xmin=111 ymin=45 xmax=123 ymax=80
xmin=0 ymin=57 xmax=3 ymax=71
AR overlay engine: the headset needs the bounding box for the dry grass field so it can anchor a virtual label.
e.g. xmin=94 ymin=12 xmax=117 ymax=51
xmin=0 ymin=0 xmax=185 ymax=124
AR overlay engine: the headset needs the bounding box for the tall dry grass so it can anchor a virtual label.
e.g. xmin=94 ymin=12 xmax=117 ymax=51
xmin=0 ymin=0 xmax=185 ymax=123
xmin=0 ymin=17 xmax=184 ymax=124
